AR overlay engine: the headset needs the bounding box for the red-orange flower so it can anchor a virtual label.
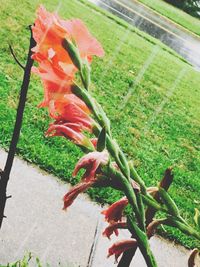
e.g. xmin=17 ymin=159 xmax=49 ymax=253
xmin=44 ymin=92 xmax=94 ymax=148
xmin=32 ymin=5 xmax=104 ymax=75
xmin=63 ymin=181 xmax=94 ymax=210
xmin=73 ymin=151 xmax=109 ymax=182
xmin=48 ymin=94 xmax=92 ymax=130
xmin=50 ymin=93 xmax=90 ymax=114
xmin=63 ymin=151 xmax=109 ymax=209
xmin=32 ymin=60 xmax=73 ymax=108
xmin=107 ymin=239 xmax=137 ymax=262
xmin=102 ymin=222 xmax=127 ymax=239
xmin=101 ymin=197 xmax=128 ymax=223
xmin=32 ymin=60 xmax=93 ymax=130
xmin=46 ymin=122 xmax=94 ymax=149
xmin=32 ymin=5 xmax=104 ymax=111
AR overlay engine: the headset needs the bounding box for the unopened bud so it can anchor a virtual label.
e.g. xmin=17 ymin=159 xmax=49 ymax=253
xmin=159 ymin=188 xmax=180 ymax=217
xmin=81 ymin=60 xmax=91 ymax=90
xmin=159 ymin=167 xmax=173 ymax=190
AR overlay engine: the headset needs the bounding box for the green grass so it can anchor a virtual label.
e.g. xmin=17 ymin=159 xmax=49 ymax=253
xmin=0 ymin=253 xmax=75 ymax=267
xmin=0 ymin=0 xmax=200 ymax=250
xmin=137 ymin=0 xmax=200 ymax=37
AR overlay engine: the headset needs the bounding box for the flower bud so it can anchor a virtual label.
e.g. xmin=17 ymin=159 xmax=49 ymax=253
xmin=62 ymin=38 xmax=82 ymax=70
xmin=97 ymin=127 xmax=106 ymax=152
xmin=159 ymin=188 xmax=180 ymax=217
xmin=81 ymin=60 xmax=91 ymax=90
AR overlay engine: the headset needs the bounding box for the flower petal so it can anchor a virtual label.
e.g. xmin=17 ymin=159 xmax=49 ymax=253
xmin=102 ymin=222 xmax=127 ymax=239
xmin=101 ymin=197 xmax=128 ymax=223
xmin=46 ymin=122 xmax=94 ymax=149
xmin=63 ymin=181 xmax=94 ymax=210
xmin=107 ymin=239 xmax=137 ymax=262
xmin=62 ymin=19 xmax=104 ymax=58
xmin=73 ymin=151 xmax=109 ymax=181
xmin=32 ymin=5 xmax=104 ymax=73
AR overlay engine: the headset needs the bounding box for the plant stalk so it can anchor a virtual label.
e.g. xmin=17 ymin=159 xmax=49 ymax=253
xmin=0 ymin=28 xmax=35 ymax=229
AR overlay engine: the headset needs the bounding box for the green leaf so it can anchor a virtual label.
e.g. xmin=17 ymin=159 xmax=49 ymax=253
xmin=194 ymin=208 xmax=200 ymax=228
xmin=97 ymin=127 xmax=106 ymax=152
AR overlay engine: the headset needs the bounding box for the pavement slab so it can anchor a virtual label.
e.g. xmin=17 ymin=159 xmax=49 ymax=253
xmin=0 ymin=149 xmax=200 ymax=267
xmin=0 ymin=150 xmax=100 ymax=267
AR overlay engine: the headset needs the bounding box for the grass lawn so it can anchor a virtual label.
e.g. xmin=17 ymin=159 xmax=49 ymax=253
xmin=137 ymin=0 xmax=200 ymax=37
xmin=0 ymin=0 xmax=200 ymax=249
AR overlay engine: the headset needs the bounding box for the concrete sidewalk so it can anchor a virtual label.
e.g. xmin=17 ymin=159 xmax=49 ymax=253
xmin=0 ymin=149 xmax=199 ymax=266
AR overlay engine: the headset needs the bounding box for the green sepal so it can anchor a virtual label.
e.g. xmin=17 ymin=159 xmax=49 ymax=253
xmin=97 ymin=127 xmax=106 ymax=152
xmin=95 ymin=102 xmax=111 ymax=134
xmin=71 ymin=85 xmax=111 ymax=133
xmin=77 ymin=137 xmax=95 ymax=153
xmin=142 ymin=194 xmax=163 ymax=211
xmin=62 ymin=38 xmax=82 ymax=70
xmin=159 ymin=188 xmax=180 ymax=217
xmin=81 ymin=60 xmax=91 ymax=90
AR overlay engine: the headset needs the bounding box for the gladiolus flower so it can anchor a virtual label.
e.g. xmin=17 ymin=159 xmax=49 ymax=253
xmin=32 ymin=62 xmax=91 ymax=116
xmin=102 ymin=222 xmax=127 ymax=239
xmin=46 ymin=122 xmax=94 ymax=149
xmin=101 ymin=197 xmax=128 ymax=223
xmin=32 ymin=59 xmax=73 ymax=86
xmin=46 ymin=103 xmax=93 ymax=135
xmin=73 ymin=151 xmax=109 ymax=182
xmin=32 ymin=5 xmax=104 ymax=75
xmin=50 ymin=93 xmax=90 ymax=114
xmin=45 ymin=94 xmax=94 ymax=149
xmin=63 ymin=181 xmax=94 ymax=210
xmin=48 ymin=95 xmax=92 ymax=130
xmin=32 ymin=60 xmax=73 ymax=108
xmin=107 ymin=239 xmax=137 ymax=262
xmin=63 ymin=151 xmax=109 ymax=210
xmin=63 ymin=19 xmax=104 ymax=59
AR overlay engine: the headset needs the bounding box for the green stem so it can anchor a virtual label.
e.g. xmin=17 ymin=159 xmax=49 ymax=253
xmin=73 ymin=81 xmax=158 ymax=266
xmin=106 ymin=136 xmax=130 ymax=179
xmin=158 ymin=188 xmax=180 ymax=217
xmin=142 ymin=195 xmax=165 ymax=212
xmin=72 ymin=85 xmax=131 ymax=179
xmin=108 ymin=165 xmax=145 ymax=230
xmin=165 ymin=217 xmax=200 ymax=241
xmin=136 ymin=193 xmax=146 ymax=228
xmin=130 ymin=163 xmax=147 ymax=195
xmin=128 ymin=216 xmax=158 ymax=267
